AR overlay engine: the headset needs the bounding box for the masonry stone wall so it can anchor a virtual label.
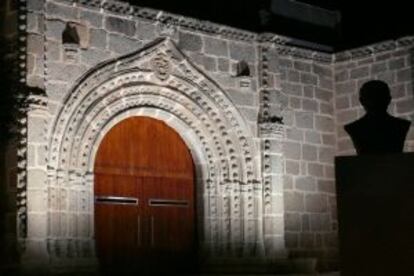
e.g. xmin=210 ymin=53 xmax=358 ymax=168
xmin=334 ymin=43 xmax=414 ymax=155
xmin=20 ymin=0 xmax=340 ymax=272
xmin=262 ymin=48 xmax=337 ymax=270
xmin=23 ymin=1 xmax=269 ymax=271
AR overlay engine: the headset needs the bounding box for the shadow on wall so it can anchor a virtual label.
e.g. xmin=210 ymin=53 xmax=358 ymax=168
xmin=0 ymin=31 xmax=19 ymax=269
xmin=411 ymin=47 xmax=414 ymax=119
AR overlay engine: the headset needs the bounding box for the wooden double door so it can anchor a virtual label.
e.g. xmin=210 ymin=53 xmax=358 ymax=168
xmin=94 ymin=117 xmax=197 ymax=274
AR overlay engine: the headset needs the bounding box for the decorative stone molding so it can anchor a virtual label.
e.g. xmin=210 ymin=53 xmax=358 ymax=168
xmin=259 ymin=122 xmax=284 ymax=139
xmin=43 ymin=38 xmax=264 ymax=263
xmin=16 ymin=0 xmax=31 ymax=248
xmin=273 ymin=45 xmax=332 ymax=63
xmin=335 ymin=36 xmax=414 ymax=62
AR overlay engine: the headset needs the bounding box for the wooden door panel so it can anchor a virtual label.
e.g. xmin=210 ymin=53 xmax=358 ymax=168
xmin=94 ymin=174 xmax=142 ymax=265
xmin=94 ymin=117 xmax=196 ymax=273
xmin=94 ymin=174 xmax=140 ymax=199
xmin=95 ymin=117 xmax=193 ymax=177
xmin=143 ymin=176 xmax=194 ymax=252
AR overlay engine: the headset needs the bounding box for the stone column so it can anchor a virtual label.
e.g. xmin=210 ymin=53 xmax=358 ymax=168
xmin=21 ymin=90 xmax=50 ymax=272
xmin=260 ymin=122 xmax=287 ymax=258
xmin=258 ymin=44 xmax=287 ymax=258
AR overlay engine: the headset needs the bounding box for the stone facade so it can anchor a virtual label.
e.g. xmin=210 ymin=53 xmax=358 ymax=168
xmin=1 ymin=0 xmax=413 ymax=274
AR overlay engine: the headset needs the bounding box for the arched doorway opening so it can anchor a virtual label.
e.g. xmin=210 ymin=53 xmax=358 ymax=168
xmin=94 ymin=116 xmax=197 ymax=274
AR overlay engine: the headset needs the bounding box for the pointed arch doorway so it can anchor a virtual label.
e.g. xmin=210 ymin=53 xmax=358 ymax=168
xmin=94 ymin=116 xmax=197 ymax=274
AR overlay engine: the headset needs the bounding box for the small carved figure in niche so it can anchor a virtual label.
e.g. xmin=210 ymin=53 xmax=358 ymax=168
xmin=344 ymin=80 xmax=411 ymax=154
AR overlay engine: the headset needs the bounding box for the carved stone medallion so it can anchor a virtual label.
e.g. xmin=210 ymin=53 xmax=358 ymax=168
xmin=151 ymin=52 xmax=171 ymax=81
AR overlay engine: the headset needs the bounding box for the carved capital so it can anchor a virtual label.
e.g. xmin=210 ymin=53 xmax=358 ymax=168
xmin=259 ymin=122 xmax=284 ymax=139
xmin=26 ymin=88 xmax=48 ymax=112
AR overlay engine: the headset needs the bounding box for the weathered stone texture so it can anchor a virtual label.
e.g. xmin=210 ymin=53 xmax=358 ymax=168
xmin=108 ymin=33 xmax=140 ymax=54
xmin=47 ymin=62 xmax=87 ymax=83
xmin=27 ymin=0 xmax=44 ymax=12
xmin=105 ymin=16 xmax=136 ymax=37
xmin=46 ymin=2 xmax=77 ymax=20
xmin=285 ymin=191 xmax=305 ymax=212
xmin=178 ymin=31 xmax=202 ymax=52
xmin=137 ymin=21 xmax=157 ymax=41
xmin=80 ymin=10 xmax=103 ymax=28
xmin=46 ymin=19 xmax=66 ymax=40
xmin=229 ymin=42 xmax=256 ymax=63
xmin=204 ymin=37 xmax=228 ymax=57
xmin=89 ymin=28 xmax=107 ymax=48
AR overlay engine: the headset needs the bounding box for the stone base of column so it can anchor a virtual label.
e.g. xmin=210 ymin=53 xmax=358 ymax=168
xmin=19 ymin=239 xmax=50 ymax=276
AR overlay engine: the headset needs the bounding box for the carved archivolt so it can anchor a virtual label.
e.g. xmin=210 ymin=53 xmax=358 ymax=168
xmin=46 ymin=38 xmax=263 ymax=256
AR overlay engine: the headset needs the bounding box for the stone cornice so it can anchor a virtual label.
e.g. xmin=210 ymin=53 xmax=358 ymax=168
xmin=33 ymin=1 xmax=414 ymax=63
xmin=46 ymin=0 xmax=334 ymax=62
xmin=335 ymin=36 xmax=414 ymax=62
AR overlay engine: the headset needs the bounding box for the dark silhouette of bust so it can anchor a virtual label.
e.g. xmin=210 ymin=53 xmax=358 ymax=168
xmin=344 ymin=80 xmax=411 ymax=155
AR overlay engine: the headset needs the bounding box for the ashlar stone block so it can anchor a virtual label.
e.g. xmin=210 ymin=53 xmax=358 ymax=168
xmin=27 ymin=33 xmax=44 ymax=56
xmin=285 ymin=191 xmax=305 ymax=212
xmin=27 ymin=0 xmax=44 ymax=12
xmin=229 ymin=42 xmax=256 ymax=63
xmin=204 ymin=36 xmax=229 ymax=57
xmin=137 ymin=20 xmax=157 ymax=41
xmin=302 ymin=144 xmax=317 ymax=161
xmin=178 ymin=31 xmax=203 ymax=52
xmin=27 ymin=189 xmax=47 ymax=212
xmin=27 ymin=213 xmax=48 ymax=238
xmin=300 ymin=72 xmax=317 ymax=86
xmin=295 ymin=176 xmax=316 ymax=191
xmin=89 ymin=28 xmax=107 ymax=49
xmin=295 ymin=111 xmax=314 ymax=129
xmin=105 ymin=16 xmax=136 ymax=37
xmin=283 ymin=141 xmax=301 ymax=160
xmin=28 ymin=115 xmax=46 ymax=143
xmin=264 ymin=216 xmax=284 ymax=235
xmin=80 ymin=9 xmax=103 ymax=28
xmin=305 ymin=194 xmax=328 ymax=213
xmin=46 ymin=2 xmax=77 ymax=20
xmin=285 ymin=212 xmax=301 ymax=231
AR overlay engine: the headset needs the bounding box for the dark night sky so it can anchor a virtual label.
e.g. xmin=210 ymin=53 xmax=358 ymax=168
xmin=127 ymin=0 xmax=413 ymax=51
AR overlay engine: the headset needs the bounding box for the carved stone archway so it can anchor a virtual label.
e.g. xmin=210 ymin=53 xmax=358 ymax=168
xmin=45 ymin=38 xmax=264 ymax=266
